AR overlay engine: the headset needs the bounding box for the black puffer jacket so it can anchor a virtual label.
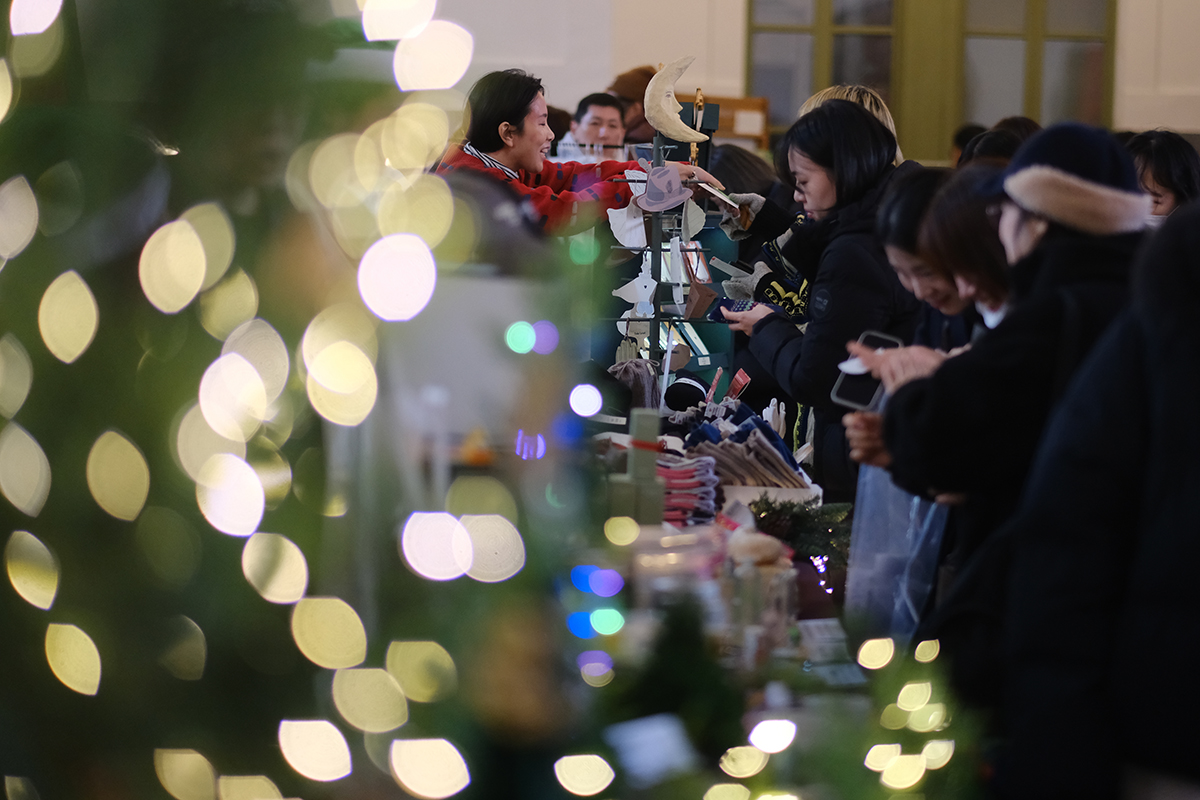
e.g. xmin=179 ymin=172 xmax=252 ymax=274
xmin=885 ymin=229 xmax=1141 ymax=576
xmin=998 ymin=206 xmax=1200 ymax=797
xmin=747 ymin=163 xmax=922 ymax=501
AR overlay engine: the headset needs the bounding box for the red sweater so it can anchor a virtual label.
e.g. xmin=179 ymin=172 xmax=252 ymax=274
xmin=436 ymin=144 xmax=642 ymax=235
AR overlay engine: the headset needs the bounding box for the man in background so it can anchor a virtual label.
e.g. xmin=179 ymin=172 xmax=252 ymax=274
xmin=554 ymin=93 xmax=627 ymax=161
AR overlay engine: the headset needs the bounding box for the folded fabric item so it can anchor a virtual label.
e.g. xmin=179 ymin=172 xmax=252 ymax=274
xmin=608 ymin=359 xmax=660 ymax=408
xmin=730 ymin=415 xmax=798 ymax=471
xmin=689 ymin=430 xmax=809 ymax=489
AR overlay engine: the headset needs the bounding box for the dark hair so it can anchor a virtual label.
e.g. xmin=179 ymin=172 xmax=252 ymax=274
xmin=466 ymin=69 xmax=544 ymax=153
xmin=708 ymin=145 xmax=777 ymax=196
xmin=876 ymin=167 xmax=952 ymax=253
xmin=918 ymin=162 xmax=1009 ymax=294
xmin=992 ymin=116 xmax=1042 ymax=143
xmin=954 ymin=124 xmax=987 ymax=151
xmin=958 ymin=129 xmax=1022 ymax=166
xmin=1125 ymin=129 xmax=1200 ymax=206
xmin=573 ymin=93 xmax=624 ymax=123
xmin=774 ymin=98 xmax=898 ymax=209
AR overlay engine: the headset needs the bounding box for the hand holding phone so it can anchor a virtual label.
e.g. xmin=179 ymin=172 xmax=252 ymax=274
xmin=830 ymin=330 xmax=904 ymax=411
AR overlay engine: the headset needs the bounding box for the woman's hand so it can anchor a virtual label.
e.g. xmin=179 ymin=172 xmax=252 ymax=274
xmin=722 ymin=303 xmax=776 ymax=335
xmin=669 ymin=162 xmax=724 ymax=191
xmin=843 ymin=411 xmax=892 ymax=468
xmin=846 ymin=342 xmax=947 ymax=393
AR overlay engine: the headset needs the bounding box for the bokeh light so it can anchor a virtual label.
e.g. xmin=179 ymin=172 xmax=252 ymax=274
xmin=302 ymin=302 xmax=379 ymax=370
xmin=278 ymin=720 xmax=352 ymax=782
xmin=362 ymin=0 xmax=435 ymax=40
xmin=38 ymin=270 xmax=98 ymax=363
xmin=589 ymin=608 xmax=624 ymax=636
xmin=581 ymin=667 xmax=613 ymax=688
xmin=195 ymin=453 xmax=264 ymax=536
xmin=291 ymin=597 xmax=367 ymax=669
xmin=459 ymin=514 xmax=525 ymax=583
xmin=0 ymin=176 xmax=38 ymax=259
xmin=392 ymin=21 xmax=473 ymax=91
xmin=242 ymin=532 xmax=308 ymax=604
xmin=897 ymin=681 xmax=932 ymax=712
xmin=86 ymin=430 xmax=150 ymax=521
xmin=923 ymin=739 xmax=955 ymax=769
xmin=159 ymin=615 xmax=206 ymax=681
xmin=381 ymin=102 xmax=451 ymax=171
xmin=577 ymin=650 xmax=612 ymax=673
xmin=856 ymin=637 xmax=895 ymax=670
xmin=748 ymin=719 xmax=796 ymax=754
xmin=305 ymin=341 xmax=378 ymax=426
xmin=5 ymin=530 xmax=58 ymax=609
xmin=358 ymin=233 xmax=437 ymax=321
xmin=332 ymin=667 xmax=409 ymax=732
xmin=568 ymin=384 xmax=603 ymax=417
xmin=5 ymin=777 xmax=39 ymax=800
xmin=718 ymin=745 xmax=768 ymax=778
xmin=34 ymin=160 xmax=83 ymax=236
xmin=180 ymin=202 xmax=235 ymax=290
xmin=566 ymin=612 xmax=596 ymax=640
xmin=223 ymin=319 xmax=289 ymax=403
xmin=389 ymin=738 xmax=471 ymax=799
xmin=531 ymin=321 xmax=559 ymax=354
xmin=0 ymin=422 xmax=51 ymax=517
xmin=587 ymin=569 xmax=623 ymax=598
xmin=514 ymin=429 xmax=546 ymax=460
xmin=140 ymin=220 xmax=207 ymax=314
xmin=0 ymin=60 xmax=12 ymax=124
xmin=386 ymin=640 xmax=457 ymax=703
xmin=10 ymin=0 xmax=63 ymax=35
xmin=199 ymin=353 xmax=269 ymax=442
xmin=444 ymin=475 xmax=518 ymax=521
xmin=554 ymin=755 xmax=614 ymax=796
xmin=505 ymin=321 xmax=535 ymax=354
xmin=154 ymin=749 xmax=215 ymax=800
xmin=906 ymin=702 xmax=947 ymax=733
xmin=880 ymin=703 xmax=908 ymax=730
xmin=880 ymin=753 xmax=925 ymax=790
xmin=376 ymin=173 xmax=454 ymax=246
xmin=400 ymin=512 xmax=473 ymax=581
xmin=199 ymin=269 xmax=259 ymax=341
xmin=704 ymin=785 xmax=751 ymax=800
xmin=45 ymin=623 xmax=100 ymax=695
xmin=864 ymin=743 xmax=901 ymax=772
xmin=10 ymin=14 xmax=62 ymax=77
xmin=175 ymin=404 xmax=246 ymax=481
xmin=603 ymin=516 xmax=639 ymax=546
xmin=136 ymin=506 xmax=201 ymax=589
xmin=570 ymin=565 xmax=598 ymax=593
xmin=216 ymin=776 xmax=282 ymax=800
xmin=0 ymin=334 xmax=33 ymax=418
xmin=309 ymin=133 xmax=362 ymax=209
xmin=914 ymin=638 xmax=940 ymax=662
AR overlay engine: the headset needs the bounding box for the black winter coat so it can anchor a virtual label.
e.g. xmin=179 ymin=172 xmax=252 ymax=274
xmin=747 ymin=164 xmax=921 ymax=500
xmin=884 ymin=230 xmax=1141 ymax=576
xmin=999 ymin=208 xmax=1200 ymax=797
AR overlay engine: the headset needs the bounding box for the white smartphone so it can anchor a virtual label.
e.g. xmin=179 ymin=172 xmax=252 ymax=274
xmin=830 ymin=330 xmax=904 ymax=411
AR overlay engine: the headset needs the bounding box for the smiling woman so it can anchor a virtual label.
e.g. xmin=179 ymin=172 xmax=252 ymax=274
xmin=436 ymin=69 xmax=720 ymax=235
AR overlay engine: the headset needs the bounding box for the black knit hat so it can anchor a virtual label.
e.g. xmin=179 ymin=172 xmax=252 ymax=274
xmin=983 ymin=122 xmax=1150 ymax=235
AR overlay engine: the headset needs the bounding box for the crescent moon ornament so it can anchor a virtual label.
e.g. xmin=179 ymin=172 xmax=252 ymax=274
xmin=643 ymin=56 xmax=709 ymax=144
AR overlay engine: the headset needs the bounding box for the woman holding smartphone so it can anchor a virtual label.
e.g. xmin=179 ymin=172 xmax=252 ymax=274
xmin=723 ymin=100 xmax=920 ymax=501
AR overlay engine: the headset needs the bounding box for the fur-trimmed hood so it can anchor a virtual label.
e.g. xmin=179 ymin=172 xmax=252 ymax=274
xmin=987 ymin=122 xmax=1151 ymax=236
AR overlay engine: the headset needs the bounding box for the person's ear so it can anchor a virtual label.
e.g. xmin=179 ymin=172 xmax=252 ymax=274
xmin=498 ymin=122 xmax=517 ymax=148
xmin=569 ymin=120 xmax=580 ymax=136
